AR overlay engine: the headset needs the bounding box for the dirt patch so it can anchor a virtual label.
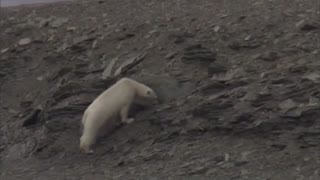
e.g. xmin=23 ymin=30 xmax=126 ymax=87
xmin=1 ymin=0 xmax=320 ymax=179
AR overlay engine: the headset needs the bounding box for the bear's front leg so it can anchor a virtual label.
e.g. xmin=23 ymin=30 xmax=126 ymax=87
xmin=120 ymin=105 xmax=135 ymax=124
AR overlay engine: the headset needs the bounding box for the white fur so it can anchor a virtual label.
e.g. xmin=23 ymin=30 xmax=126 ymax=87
xmin=80 ymin=77 xmax=158 ymax=154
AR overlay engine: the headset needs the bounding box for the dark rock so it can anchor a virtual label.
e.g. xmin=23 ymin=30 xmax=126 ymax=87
xmin=128 ymin=103 xmax=148 ymax=117
xmin=297 ymin=129 xmax=320 ymax=148
xmin=73 ymin=35 xmax=95 ymax=45
xmin=252 ymin=118 xmax=286 ymax=133
xmin=230 ymin=88 xmax=247 ymax=98
xmin=165 ymin=52 xmax=176 ymax=59
xmin=280 ymin=109 xmax=302 ymax=118
xmin=196 ymin=81 xmax=227 ymax=95
xmin=207 ymin=62 xmax=227 ymax=76
xmin=271 ymin=77 xmax=292 ymax=85
xmin=250 ymin=91 xmax=273 ymax=107
xmin=242 ymin=91 xmax=258 ymax=102
xmin=20 ymin=100 xmax=33 ymax=108
xmin=213 ymin=155 xmax=225 ymax=162
xmin=114 ymin=52 xmax=147 ymax=76
xmin=168 ymin=32 xmax=194 ymax=44
xmin=270 ymin=144 xmax=287 ymax=151
xmin=192 ymin=99 xmax=233 ymax=120
xmin=52 ymin=82 xmax=86 ymax=102
xmin=22 ymin=108 xmax=42 ymax=127
xmin=226 ymin=79 xmax=249 ymax=89
xmin=49 ymin=67 xmax=73 ymax=81
xmin=44 ymin=105 xmax=87 ymax=122
xmin=69 ymin=44 xmax=87 ymax=53
xmin=212 ymin=68 xmax=246 ymax=82
xmin=89 ymin=78 xmax=116 ymax=89
xmin=231 ymin=112 xmax=253 ymax=124
xmin=234 ymin=161 xmax=249 ymax=166
xmin=300 ymin=22 xmax=319 ymax=31
xmin=182 ymin=44 xmax=216 ymax=63
xmin=184 ymin=119 xmax=207 ymax=132
xmin=0 ymin=71 xmax=6 ymax=78
xmin=116 ymin=33 xmax=135 ymax=41
xmin=228 ymin=40 xmax=260 ymax=50
xmin=58 ymin=35 xmax=95 ymax=52
xmin=259 ymin=51 xmax=279 ymax=62
xmin=42 ymin=53 xmax=65 ymax=64
xmin=238 ymin=15 xmax=247 ymax=21
xmin=44 ymin=119 xmax=68 ymax=132
xmin=289 ymin=65 xmax=309 ymax=74
xmin=115 ymin=158 xmax=125 ymax=167
xmin=280 ymin=98 xmax=319 ymax=120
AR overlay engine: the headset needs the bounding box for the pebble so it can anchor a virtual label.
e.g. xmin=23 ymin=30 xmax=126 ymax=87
xmin=18 ymin=38 xmax=32 ymax=46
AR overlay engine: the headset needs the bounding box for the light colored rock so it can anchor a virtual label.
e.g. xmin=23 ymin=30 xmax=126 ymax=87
xmin=102 ymin=57 xmax=118 ymax=79
xmin=50 ymin=17 xmax=68 ymax=28
xmin=66 ymin=26 xmax=76 ymax=31
xmin=279 ymin=99 xmax=297 ymax=111
xmin=1 ymin=48 xmax=9 ymax=54
xmin=303 ymin=72 xmax=320 ymax=83
xmin=18 ymin=38 xmax=32 ymax=46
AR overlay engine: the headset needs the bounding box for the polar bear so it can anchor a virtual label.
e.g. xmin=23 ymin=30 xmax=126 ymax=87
xmin=80 ymin=77 xmax=158 ymax=154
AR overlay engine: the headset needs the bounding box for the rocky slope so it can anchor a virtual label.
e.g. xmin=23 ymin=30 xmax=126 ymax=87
xmin=1 ymin=0 xmax=320 ymax=179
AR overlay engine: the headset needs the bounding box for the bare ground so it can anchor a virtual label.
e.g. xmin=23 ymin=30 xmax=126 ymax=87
xmin=1 ymin=0 xmax=320 ymax=179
